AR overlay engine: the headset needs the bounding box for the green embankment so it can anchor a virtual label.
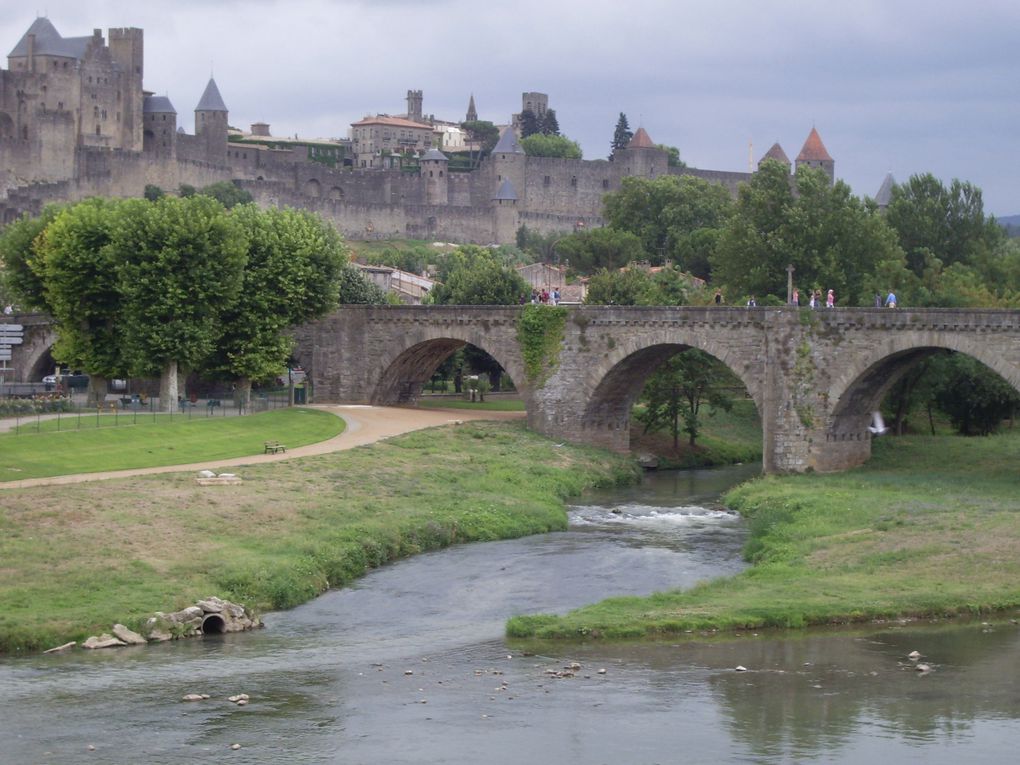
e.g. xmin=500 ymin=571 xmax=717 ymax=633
xmin=0 ymin=408 xmax=344 ymax=480
xmin=630 ymin=398 xmax=763 ymax=468
xmin=508 ymin=430 xmax=1020 ymax=640
xmin=0 ymin=421 xmax=637 ymax=653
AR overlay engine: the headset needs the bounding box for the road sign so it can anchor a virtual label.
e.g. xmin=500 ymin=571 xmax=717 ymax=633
xmin=0 ymin=324 xmax=24 ymax=332
xmin=0 ymin=350 xmax=12 ymax=360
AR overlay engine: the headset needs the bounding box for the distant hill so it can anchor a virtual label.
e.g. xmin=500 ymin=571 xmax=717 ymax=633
xmin=998 ymin=214 xmax=1020 ymax=237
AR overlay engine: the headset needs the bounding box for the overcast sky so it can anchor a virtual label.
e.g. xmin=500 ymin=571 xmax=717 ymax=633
xmin=3 ymin=0 xmax=1017 ymax=215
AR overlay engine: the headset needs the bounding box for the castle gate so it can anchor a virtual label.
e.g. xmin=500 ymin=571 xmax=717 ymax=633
xmin=294 ymin=306 xmax=1020 ymax=474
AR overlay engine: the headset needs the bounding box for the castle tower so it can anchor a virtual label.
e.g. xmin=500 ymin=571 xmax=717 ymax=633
xmin=466 ymin=94 xmax=477 ymax=123
xmin=795 ymin=127 xmax=834 ymax=183
xmin=143 ymin=95 xmax=177 ymax=159
xmin=195 ymin=77 xmax=228 ymax=165
xmin=617 ymin=127 xmax=667 ymax=178
xmin=492 ymin=178 xmax=519 ymax=245
xmin=406 ymin=89 xmax=423 ymax=122
xmin=108 ymin=27 xmax=144 ymax=152
xmin=758 ymin=142 xmax=791 ymax=171
xmin=491 ymin=127 xmax=526 ymax=210
xmin=421 ymin=147 xmax=449 ymax=206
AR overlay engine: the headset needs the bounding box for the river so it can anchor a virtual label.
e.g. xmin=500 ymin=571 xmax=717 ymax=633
xmin=1 ymin=464 xmax=1017 ymax=763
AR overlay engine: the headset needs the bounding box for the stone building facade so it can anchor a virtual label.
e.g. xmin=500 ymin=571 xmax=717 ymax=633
xmin=0 ymin=17 xmax=837 ymax=246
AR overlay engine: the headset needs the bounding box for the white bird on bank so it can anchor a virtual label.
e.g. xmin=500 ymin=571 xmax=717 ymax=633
xmin=868 ymin=411 xmax=889 ymax=436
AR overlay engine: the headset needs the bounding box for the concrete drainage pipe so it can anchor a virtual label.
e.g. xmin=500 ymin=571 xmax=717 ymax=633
xmin=201 ymin=613 xmax=227 ymax=634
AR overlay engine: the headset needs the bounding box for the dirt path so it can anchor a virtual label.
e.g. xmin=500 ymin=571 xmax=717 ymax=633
xmin=0 ymin=406 xmax=526 ymax=491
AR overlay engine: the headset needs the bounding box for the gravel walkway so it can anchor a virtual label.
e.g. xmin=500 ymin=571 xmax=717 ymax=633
xmin=0 ymin=405 xmax=525 ymax=490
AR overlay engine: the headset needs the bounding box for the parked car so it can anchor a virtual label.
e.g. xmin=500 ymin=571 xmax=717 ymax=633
xmin=42 ymin=373 xmax=89 ymax=391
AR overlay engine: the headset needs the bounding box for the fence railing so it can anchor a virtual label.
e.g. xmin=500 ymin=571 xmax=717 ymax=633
xmin=0 ymin=390 xmax=292 ymax=435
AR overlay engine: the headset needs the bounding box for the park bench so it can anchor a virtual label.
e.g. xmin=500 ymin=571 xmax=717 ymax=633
xmin=264 ymin=440 xmax=286 ymax=454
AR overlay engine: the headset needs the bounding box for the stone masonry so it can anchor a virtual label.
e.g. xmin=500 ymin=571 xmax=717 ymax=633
xmin=292 ymin=305 xmax=1020 ymax=474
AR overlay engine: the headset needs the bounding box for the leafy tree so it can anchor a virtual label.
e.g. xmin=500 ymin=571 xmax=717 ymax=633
xmin=656 ymin=144 xmax=686 ymax=169
xmin=520 ymin=133 xmax=582 ymax=159
xmin=337 ymin=262 xmax=387 ymax=305
xmin=603 ymin=174 xmax=732 ymax=276
xmin=554 ymin=227 xmax=646 ymax=275
xmin=541 ymin=108 xmax=560 ymax=136
xmin=199 ymin=181 xmax=254 ymax=209
xmin=637 ymin=350 xmax=736 ymax=447
xmin=461 ymin=120 xmax=501 ymax=168
xmin=711 ymin=161 xmax=906 ymax=304
xmin=519 ymin=109 xmax=541 ymax=138
xmin=610 ymin=112 xmax=633 ymax=159
xmin=143 ymin=184 xmax=165 ymax=202
xmin=201 ymin=206 xmax=351 ymax=406
xmin=178 ymin=184 xmax=197 ymax=198
xmin=115 ymin=195 xmax=247 ymax=410
xmin=428 ymin=245 xmax=528 ymax=305
xmin=932 ymin=353 xmax=1020 ymax=435
xmin=34 ymin=199 xmax=130 ymax=404
xmin=584 ymin=264 xmax=697 ymax=306
xmin=0 ymin=205 xmax=62 ymax=310
xmin=885 ymin=174 xmax=1007 ymax=278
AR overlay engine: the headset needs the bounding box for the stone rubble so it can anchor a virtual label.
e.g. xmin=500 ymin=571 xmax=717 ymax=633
xmin=59 ymin=596 xmax=261 ymax=655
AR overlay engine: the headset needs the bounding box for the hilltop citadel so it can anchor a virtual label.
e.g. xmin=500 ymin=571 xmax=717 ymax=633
xmin=0 ymin=18 xmax=838 ymax=244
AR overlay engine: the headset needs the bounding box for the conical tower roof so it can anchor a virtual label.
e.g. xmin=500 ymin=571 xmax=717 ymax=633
xmin=466 ymin=94 xmax=477 ymax=122
xmin=493 ymin=128 xmax=523 ymax=154
xmin=875 ymin=172 xmax=896 ymax=207
xmin=422 ymin=148 xmax=448 ymax=161
xmin=9 ymin=17 xmax=91 ymax=59
xmin=796 ymin=127 xmax=832 ymax=162
xmin=760 ymin=142 xmax=790 ymax=165
xmin=196 ymin=78 xmax=228 ymax=112
xmin=628 ymin=127 xmax=655 ymax=149
xmin=493 ymin=178 xmax=518 ymax=201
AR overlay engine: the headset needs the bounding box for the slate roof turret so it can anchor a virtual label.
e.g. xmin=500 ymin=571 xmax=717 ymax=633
xmin=493 ymin=178 xmax=518 ymax=201
xmin=492 ymin=128 xmax=524 ymax=155
xmin=875 ymin=172 xmax=896 ymax=208
xmin=9 ymin=17 xmax=92 ymax=60
xmin=422 ymin=148 xmax=448 ymax=161
xmin=143 ymin=95 xmax=177 ymax=114
xmin=196 ymin=78 xmax=228 ymax=112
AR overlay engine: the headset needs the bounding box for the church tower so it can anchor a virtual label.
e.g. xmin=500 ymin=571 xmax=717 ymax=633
xmin=466 ymin=94 xmax=477 ymax=123
xmin=195 ymin=77 xmax=228 ymax=165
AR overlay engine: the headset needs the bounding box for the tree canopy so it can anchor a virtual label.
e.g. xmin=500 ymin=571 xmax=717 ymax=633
xmin=428 ymin=245 xmax=528 ymax=305
xmin=610 ymin=112 xmax=633 ymax=158
xmin=520 ymin=133 xmax=583 ymax=159
xmin=710 ymin=161 xmax=905 ymax=305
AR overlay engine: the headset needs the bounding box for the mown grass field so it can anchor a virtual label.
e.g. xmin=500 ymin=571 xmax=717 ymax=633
xmin=508 ymin=429 xmax=1020 ymax=640
xmin=418 ymin=396 xmax=526 ymax=412
xmin=0 ymin=407 xmax=344 ymax=481
xmin=630 ymin=398 xmax=763 ymax=468
xmin=0 ymin=421 xmax=637 ymax=653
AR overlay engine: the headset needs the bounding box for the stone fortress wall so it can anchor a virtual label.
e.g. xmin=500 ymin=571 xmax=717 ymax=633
xmin=0 ymin=18 xmax=833 ymax=244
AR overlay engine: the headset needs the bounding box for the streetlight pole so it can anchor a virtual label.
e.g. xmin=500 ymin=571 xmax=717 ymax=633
xmin=786 ymin=263 xmax=795 ymax=305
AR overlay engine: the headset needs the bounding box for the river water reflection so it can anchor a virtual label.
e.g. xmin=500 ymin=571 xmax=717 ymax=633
xmin=1 ymin=464 xmax=1017 ymax=763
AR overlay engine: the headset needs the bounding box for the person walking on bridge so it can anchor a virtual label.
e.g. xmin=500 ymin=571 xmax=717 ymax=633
xmin=885 ymin=290 xmax=897 ymax=308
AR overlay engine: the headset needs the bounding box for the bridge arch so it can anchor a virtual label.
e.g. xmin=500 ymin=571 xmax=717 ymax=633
xmin=369 ymin=325 xmax=527 ymax=406
xmin=822 ymin=334 xmax=1020 ymax=467
xmin=576 ymin=329 xmax=763 ymax=450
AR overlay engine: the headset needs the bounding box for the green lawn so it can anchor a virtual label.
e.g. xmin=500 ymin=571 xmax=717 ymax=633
xmin=0 ymin=407 xmax=344 ymax=481
xmin=418 ymin=396 xmax=526 ymax=411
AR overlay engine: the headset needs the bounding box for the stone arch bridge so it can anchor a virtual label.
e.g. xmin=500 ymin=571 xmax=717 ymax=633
xmin=293 ymin=305 xmax=1020 ymax=473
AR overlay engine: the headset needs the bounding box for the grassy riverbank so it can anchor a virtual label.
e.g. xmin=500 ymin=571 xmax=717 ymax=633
xmin=0 ymin=408 xmax=344 ymax=480
xmin=0 ymin=421 xmax=637 ymax=654
xmin=508 ymin=430 xmax=1020 ymax=640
